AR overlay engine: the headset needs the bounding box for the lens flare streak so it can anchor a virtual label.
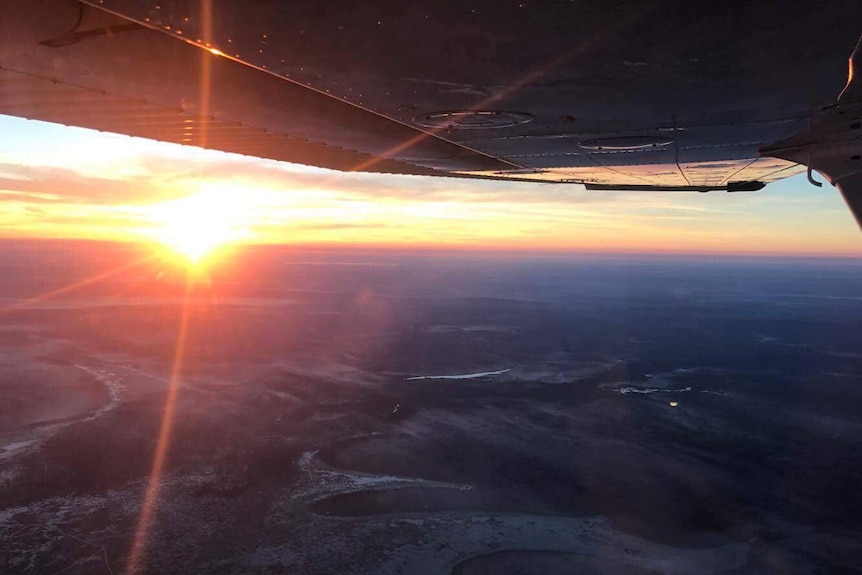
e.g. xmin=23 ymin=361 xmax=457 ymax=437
xmin=0 ymin=255 xmax=156 ymax=313
xmin=123 ymin=271 xmax=194 ymax=575
xmin=124 ymin=2 xmax=212 ymax=573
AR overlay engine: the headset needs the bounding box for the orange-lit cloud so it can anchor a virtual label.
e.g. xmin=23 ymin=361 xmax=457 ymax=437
xmin=0 ymin=115 xmax=858 ymax=256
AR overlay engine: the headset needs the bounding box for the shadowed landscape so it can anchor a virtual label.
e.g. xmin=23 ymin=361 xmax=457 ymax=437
xmin=1 ymin=240 xmax=861 ymax=574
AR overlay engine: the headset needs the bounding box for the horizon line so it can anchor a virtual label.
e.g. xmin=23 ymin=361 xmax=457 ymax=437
xmin=0 ymin=236 xmax=859 ymax=262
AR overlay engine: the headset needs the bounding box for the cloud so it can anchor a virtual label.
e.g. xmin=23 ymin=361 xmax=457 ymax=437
xmin=286 ymin=222 xmax=398 ymax=231
xmin=0 ymin=114 xmax=859 ymax=254
xmin=0 ymin=163 xmax=156 ymax=205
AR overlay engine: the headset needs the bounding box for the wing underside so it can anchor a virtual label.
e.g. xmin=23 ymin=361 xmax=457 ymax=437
xmin=0 ymin=0 xmax=513 ymax=177
xmin=3 ymin=0 xmax=857 ymax=194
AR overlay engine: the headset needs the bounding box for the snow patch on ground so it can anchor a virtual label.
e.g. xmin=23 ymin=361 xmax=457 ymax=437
xmin=0 ymin=364 xmax=129 ymax=462
xmin=604 ymin=367 xmax=730 ymax=397
xmin=296 ymin=449 xmax=471 ymax=500
xmin=405 ymin=369 xmax=510 ymax=381
xmin=617 ymin=386 xmax=693 ymax=395
xmin=75 ymin=365 xmax=124 ymax=421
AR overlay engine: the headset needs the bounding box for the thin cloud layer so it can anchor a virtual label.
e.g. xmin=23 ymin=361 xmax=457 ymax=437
xmin=0 ymin=115 xmax=857 ymax=255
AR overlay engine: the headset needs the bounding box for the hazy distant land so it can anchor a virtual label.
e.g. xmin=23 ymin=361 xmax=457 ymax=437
xmin=1 ymin=241 xmax=861 ymax=574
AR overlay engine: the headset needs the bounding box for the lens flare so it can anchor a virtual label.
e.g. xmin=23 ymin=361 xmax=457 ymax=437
xmin=148 ymin=185 xmax=251 ymax=264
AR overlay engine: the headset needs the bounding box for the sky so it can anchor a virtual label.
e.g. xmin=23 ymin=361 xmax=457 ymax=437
xmin=0 ymin=113 xmax=858 ymax=256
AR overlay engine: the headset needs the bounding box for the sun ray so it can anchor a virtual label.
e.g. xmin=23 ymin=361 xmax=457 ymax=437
xmin=124 ymin=4 xmax=214 ymax=572
xmin=123 ymin=269 xmax=194 ymax=575
xmin=0 ymin=254 xmax=156 ymax=314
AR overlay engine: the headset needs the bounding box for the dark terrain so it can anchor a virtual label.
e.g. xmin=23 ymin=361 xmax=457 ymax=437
xmin=0 ymin=240 xmax=861 ymax=574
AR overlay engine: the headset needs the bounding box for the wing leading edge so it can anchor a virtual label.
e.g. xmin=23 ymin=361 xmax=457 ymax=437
xmin=0 ymin=0 xmax=515 ymax=176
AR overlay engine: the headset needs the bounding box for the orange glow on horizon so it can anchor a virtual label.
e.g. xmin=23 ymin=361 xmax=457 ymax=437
xmin=0 ymin=115 xmax=859 ymax=257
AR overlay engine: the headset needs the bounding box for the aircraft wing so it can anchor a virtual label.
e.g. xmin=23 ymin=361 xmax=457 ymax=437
xmin=1 ymin=0 xmax=859 ymax=210
xmin=0 ymin=0 xmax=518 ymax=177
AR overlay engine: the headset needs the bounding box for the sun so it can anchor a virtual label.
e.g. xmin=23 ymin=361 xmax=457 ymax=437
xmin=148 ymin=186 xmax=252 ymax=264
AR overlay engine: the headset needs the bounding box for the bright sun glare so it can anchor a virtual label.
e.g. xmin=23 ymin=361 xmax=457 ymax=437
xmin=149 ymin=186 xmax=252 ymax=263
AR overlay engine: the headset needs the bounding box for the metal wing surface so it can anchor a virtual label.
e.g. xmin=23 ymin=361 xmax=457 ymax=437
xmin=1 ymin=0 xmax=860 ymax=211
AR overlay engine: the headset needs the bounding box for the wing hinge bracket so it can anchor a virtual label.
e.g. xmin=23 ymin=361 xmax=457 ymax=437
xmin=40 ymin=2 xmax=144 ymax=48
